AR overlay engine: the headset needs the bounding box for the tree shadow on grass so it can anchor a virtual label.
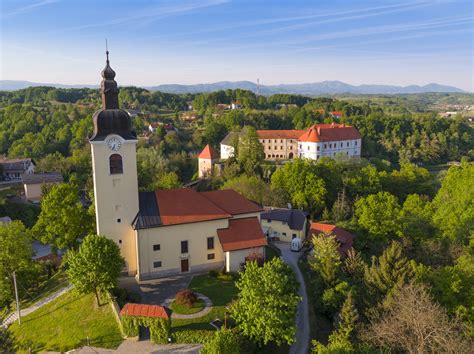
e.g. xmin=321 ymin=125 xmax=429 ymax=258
xmin=21 ymin=294 xmax=85 ymax=323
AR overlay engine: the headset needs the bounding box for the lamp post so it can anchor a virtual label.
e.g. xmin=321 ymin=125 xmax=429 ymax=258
xmin=12 ymin=271 xmax=21 ymax=325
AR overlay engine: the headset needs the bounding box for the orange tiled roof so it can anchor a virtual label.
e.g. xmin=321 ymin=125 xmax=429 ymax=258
xmin=198 ymin=144 xmax=219 ymax=160
xmin=155 ymin=188 xmax=231 ymax=226
xmin=309 ymin=222 xmax=354 ymax=256
xmin=298 ymin=126 xmax=321 ymax=142
xmin=217 ymin=217 xmax=267 ymax=252
xmin=120 ymin=303 xmax=171 ymax=319
xmin=256 ymin=130 xmax=305 ymax=139
xmin=330 ymin=111 xmax=343 ymax=116
xmin=201 ymin=189 xmax=263 ymax=215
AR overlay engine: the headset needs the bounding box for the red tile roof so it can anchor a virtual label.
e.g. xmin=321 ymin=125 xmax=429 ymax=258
xmin=298 ymin=126 xmax=321 ymax=142
xmin=309 ymin=222 xmax=354 ymax=256
xmin=330 ymin=111 xmax=343 ymax=116
xmin=155 ymin=188 xmax=231 ymax=226
xmin=120 ymin=303 xmax=171 ymax=319
xmin=257 ymin=130 xmax=304 ymax=139
xmin=201 ymin=189 xmax=263 ymax=215
xmin=198 ymin=144 xmax=219 ymax=160
xmin=217 ymin=217 xmax=267 ymax=252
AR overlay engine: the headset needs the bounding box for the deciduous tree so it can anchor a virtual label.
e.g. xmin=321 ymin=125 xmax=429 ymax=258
xmin=33 ymin=182 xmax=93 ymax=250
xmin=230 ymin=257 xmax=300 ymax=346
xmin=65 ymin=234 xmax=124 ymax=305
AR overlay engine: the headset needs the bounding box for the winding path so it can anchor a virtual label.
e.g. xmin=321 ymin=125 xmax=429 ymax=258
xmin=274 ymin=242 xmax=310 ymax=354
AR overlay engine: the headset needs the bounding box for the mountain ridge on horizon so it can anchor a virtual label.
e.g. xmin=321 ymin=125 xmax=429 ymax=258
xmin=0 ymin=79 xmax=468 ymax=95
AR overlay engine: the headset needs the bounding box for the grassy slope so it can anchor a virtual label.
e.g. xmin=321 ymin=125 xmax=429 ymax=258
xmin=10 ymin=291 xmax=123 ymax=353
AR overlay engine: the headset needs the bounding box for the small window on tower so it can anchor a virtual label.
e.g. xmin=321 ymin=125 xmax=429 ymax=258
xmin=117 ymin=218 xmax=121 ymax=223
xmin=109 ymin=154 xmax=123 ymax=174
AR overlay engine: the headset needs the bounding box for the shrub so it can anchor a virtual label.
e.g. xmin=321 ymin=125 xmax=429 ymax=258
xmin=175 ymin=289 xmax=197 ymax=307
xmin=201 ymin=328 xmax=239 ymax=354
xmin=172 ymin=329 xmax=214 ymax=344
xmin=121 ymin=315 xmax=171 ymax=344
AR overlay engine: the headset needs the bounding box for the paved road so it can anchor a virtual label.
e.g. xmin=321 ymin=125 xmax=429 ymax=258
xmin=71 ymin=342 xmax=202 ymax=353
xmin=118 ymin=274 xmax=193 ymax=305
xmin=274 ymin=242 xmax=310 ymax=354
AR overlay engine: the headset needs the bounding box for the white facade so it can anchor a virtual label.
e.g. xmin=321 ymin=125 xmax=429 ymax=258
xmin=298 ymin=138 xmax=361 ymax=160
xmin=220 ymin=144 xmax=235 ymax=160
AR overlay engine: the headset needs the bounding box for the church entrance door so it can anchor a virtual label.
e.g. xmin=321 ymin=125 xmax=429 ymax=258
xmin=181 ymin=259 xmax=189 ymax=272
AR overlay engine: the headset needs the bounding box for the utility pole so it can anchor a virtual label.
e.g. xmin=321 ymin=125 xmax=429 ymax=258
xmin=13 ymin=271 xmax=21 ymax=325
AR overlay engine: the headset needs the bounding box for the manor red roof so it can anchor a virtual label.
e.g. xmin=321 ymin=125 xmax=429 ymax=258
xmin=298 ymin=126 xmax=321 ymax=142
xmin=217 ymin=217 xmax=267 ymax=252
xmin=257 ymin=130 xmax=304 ymax=139
xmin=120 ymin=303 xmax=170 ymax=319
xmin=198 ymin=144 xmax=219 ymax=160
xmin=299 ymin=123 xmax=361 ymax=143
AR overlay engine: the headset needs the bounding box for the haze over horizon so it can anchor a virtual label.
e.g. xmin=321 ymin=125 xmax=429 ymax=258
xmin=1 ymin=0 xmax=473 ymax=91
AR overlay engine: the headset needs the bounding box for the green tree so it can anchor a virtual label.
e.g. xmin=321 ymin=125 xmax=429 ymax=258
xmin=354 ymin=191 xmax=401 ymax=242
xmin=0 ymin=327 xmax=15 ymax=353
xmin=33 ymin=182 xmax=93 ymax=250
xmin=236 ymin=126 xmax=264 ymax=176
xmin=398 ymin=194 xmax=434 ymax=241
xmin=200 ymin=328 xmax=239 ymax=354
xmin=432 ymin=162 xmax=474 ymax=241
xmin=308 ymin=233 xmax=341 ymax=286
xmin=312 ymin=291 xmax=359 ymax=353
xmin=0 ymin=221 xmax=33 ymax=307
xmin=65 ymin=234 xmax=124 ymax=305
xmin=230 ymin=257 xmax=301 ymax=346
xmin=364 ymin=241 xmax=415 ymax=305
xmin=271 ymin=159 xmax=327 ymax=214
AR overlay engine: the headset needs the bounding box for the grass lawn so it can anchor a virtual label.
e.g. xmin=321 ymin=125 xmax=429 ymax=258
xmin=20 ymin=269 xmax=69 ymax=309
xmin=10 ymin=291 xmax=123 ymax=353
xmin=171 ymin=274 xmax=237 ymax=343
xmin=170 ymin=298 xmax=205 ymax=315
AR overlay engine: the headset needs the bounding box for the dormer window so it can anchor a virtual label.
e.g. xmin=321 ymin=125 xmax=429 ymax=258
xmin=109 ymin=154 xmax=123 ymax=174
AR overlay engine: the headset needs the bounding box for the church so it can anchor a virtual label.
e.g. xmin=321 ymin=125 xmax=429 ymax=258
xmin=89 ymin=53 xmax=267 ymax=280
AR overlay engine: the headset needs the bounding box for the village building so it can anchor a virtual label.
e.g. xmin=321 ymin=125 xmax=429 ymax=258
xmin=22 ymin=172 xmax=63 ymax=201
xmin=260 ymin=208 xmax=309 ymax=243
xmin=308 ymin=222 xmax=354 ymax=257
xmin=198 ymin=144 xmax=219 ymax=178
xmin=0 ymin=158 xmax=35 ymax=180
xmin=0 ymin=216 xmax=12 ymax=225
xmin=89 ymin=53 xmax=267 ymax=280
xmin=220 ymin=123 xmax=362 ymax=161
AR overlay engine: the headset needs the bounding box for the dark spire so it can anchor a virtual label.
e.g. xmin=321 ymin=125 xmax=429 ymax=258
xmin=90 ymin=45 xmax=137 ymax=142
xmin=100 ymin=42 xmax=119 ymax=109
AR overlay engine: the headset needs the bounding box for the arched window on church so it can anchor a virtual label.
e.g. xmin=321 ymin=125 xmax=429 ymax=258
xmin=109 ymin=154 xmax=123 ymax=174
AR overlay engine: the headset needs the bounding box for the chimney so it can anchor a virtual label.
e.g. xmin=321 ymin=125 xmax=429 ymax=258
xmin=317 ymin=127 xmax=321 ymax=135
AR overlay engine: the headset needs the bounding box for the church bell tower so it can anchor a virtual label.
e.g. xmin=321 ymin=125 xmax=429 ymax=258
xmin=89 ymin=50 xmax=139 ymax=275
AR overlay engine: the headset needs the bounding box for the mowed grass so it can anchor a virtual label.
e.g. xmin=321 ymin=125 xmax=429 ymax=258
xmin=172 ymin=274 xmax=237 ymax=331
xmin=10 ymin=291 xmax=123 ymax=353
xmin=170 ymin=298 xmax=205 ymax=315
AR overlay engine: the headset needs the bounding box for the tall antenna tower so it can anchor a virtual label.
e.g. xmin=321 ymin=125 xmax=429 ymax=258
xmin=257 ymin=78 xmax=260 ymax=96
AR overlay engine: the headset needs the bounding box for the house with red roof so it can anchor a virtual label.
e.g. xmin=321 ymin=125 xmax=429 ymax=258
xmin=330 ymin=111 xmax=343 ymax=119
xmin=198 ymin=144 xmax=219 ymax=178
xmin=308 ymin=222 xmax=354 ymax=257
xmin=132 ymin=188 xmax=266 ymax=279
xmin=219 ymin=123 xmax=361 ymax=162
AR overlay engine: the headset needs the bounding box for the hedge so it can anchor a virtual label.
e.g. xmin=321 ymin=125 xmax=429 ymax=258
xmin=121 ymin=315 xmax=171 ymax=344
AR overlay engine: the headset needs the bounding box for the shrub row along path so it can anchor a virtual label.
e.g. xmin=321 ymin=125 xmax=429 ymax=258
xmin=274 ymin=242 xmax=310 ymax=354
xmin=1 ymin=284 xmax=72 ymax=328
xmin=162 ymin=293 xmax=213 ymax=319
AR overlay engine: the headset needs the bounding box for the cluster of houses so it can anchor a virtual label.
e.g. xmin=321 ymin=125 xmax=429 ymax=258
xmin=0 ymin=158 xmax=63 ymax=201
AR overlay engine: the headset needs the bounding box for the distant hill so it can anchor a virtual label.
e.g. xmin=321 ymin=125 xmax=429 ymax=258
xmin=0 ymin=79 xmax=465 ymax=95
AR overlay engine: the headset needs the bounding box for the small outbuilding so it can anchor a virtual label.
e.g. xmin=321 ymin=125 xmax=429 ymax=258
xmin=308 ymin=223 xmax=354 ymax=257
xmin=22 ymin=172 xmax=63 ymax=201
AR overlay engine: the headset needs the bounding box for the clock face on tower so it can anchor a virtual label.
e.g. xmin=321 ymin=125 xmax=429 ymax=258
xmin=106 ymin=136 xmax=122 ymax=151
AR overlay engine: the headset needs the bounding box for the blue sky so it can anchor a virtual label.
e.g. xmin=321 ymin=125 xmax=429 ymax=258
xmin=1 ymin=0 xmax=473 ymax=90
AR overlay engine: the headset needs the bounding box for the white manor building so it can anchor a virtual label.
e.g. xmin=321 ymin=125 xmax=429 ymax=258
xmin=220 ymin=123 xmax=362 ymax=161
